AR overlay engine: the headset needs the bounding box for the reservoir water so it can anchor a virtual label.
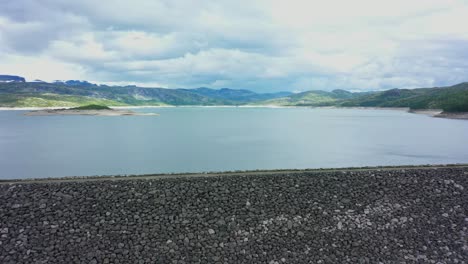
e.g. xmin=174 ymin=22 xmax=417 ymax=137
xmin=1 ymin=107 xmax=467 ymax=179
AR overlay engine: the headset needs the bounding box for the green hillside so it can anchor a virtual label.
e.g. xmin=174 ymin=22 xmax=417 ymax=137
xmin=0 ymin=93 xmax=129 ymax=107
xmin=0 ymin=82 xmax=228 ymax=106
xmin=71 ymin=104 xmax=112 ymax=110
xmin=339 ymin=83 xmax=468 ymax=112
xmin=253 ymin=89 xmax=361 ymax=106
xmin=0 ymin=82 xmax=287 ymax=107
xmin=1 ymin=81 xmax=468 ymax=112
xmin=254 ymin=83 xmax=468 ymax=112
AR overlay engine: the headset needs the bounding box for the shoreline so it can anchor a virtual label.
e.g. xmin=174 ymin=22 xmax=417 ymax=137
xmin=1 ymin=163 xmax=467 ymax=184
xmin=0 ymin=105 xmax=173 ymax=111
xmin=2 ymin=105 xmax=467 ymax=119
xmin=434 ymin=111 xmax=468 ymax=120
xmin=23 ymin=109 xmax=160 ymax=116
xmin=0 ymin=105 xmax=439 ymax=111
xmin=408 ymin=109 xmax=444 ymax=116
xmin=0 ymin=105 xmax=299 ymax=110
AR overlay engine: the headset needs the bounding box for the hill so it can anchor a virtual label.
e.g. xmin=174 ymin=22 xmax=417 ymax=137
xmin=71 ymin=104 xmax=112 ymax=110
xmin=254 ymin=89 xmax=363 ymax=106
xmin=1 ymin=77 xmax=468 ymax=112
xmin=183 ymin=88 xmax=291 ymax=102
xmin=338 ymin=82 xmax=468 ymax=112
xmin=0 ymin=82 xmax=290 ymax=107
xmin=255 ymin=83 xmax=468 ymax=112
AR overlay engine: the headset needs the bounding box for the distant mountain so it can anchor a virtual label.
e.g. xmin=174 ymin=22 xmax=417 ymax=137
xmin=0 ymin=80 xmax=294 ymax=107
xmin=255 ymin=89 xmax=364 ymax=106
xmin=0 ymin=75 xmax=25 ymax=83
xmin=55 ymin=80 xmax=97 ymax=86
xmin=0 ymin=82 xmax=228 ymax=107
xmin=182 ymin=87 xmax=292 ymax=102
xmin=0 ymin=78 xmax=467 ymax=112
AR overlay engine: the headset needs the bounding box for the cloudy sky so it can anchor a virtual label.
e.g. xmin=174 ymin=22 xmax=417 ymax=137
xmin=1 ymin=0 xmax=468 ymax=92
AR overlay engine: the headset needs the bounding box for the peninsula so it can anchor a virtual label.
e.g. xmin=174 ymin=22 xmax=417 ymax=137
xmin=24 ymin=104 xmax=159 ymax=116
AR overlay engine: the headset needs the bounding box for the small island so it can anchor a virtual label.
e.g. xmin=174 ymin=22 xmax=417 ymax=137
xmin=24 ymin=104 xmax=159 ymax=116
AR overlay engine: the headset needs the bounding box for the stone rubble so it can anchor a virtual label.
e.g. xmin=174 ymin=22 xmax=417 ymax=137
xmin=0 ymin=167 xmax=467 ymax=263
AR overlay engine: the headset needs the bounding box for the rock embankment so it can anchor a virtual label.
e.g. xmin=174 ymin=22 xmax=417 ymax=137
xmin=1 ymin=167 xmax=467 ymax=263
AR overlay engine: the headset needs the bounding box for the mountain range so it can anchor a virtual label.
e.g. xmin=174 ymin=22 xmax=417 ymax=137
xmin=0 ymin=75 xmax=467 ymax=112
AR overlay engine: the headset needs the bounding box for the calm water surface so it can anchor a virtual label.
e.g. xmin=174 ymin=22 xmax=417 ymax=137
xmin=1 ymin=107 xmax=467 ymax=179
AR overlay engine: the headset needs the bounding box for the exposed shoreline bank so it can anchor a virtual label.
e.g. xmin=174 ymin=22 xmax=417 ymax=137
xmin=0 ymin=105 xmax=422 ymax=110
xmin=0 ymin=105 xmax=173 ymax=111
xmin=2 ymin=105 xmax=467 ymax=119
xmin=23 ymin=108 xmax=159 ymax=116
xmin=1 ymin=164 xmax=466 ymax=263
xmin=434 ymin=111 xmax=468 ymax=119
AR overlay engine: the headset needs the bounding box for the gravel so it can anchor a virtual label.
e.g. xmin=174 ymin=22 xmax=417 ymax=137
xmin=0 ymin=167 xmax=467 ymax=263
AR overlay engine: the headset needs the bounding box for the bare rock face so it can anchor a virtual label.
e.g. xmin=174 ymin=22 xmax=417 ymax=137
xmin=0 ymin=167 xmax=467 ymax=263
xmin=0 ymin=75 xmax=25 ymax=83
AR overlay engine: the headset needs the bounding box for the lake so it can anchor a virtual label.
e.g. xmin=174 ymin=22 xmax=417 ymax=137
xmin=1 ymin=107 xmax=467 ymax=179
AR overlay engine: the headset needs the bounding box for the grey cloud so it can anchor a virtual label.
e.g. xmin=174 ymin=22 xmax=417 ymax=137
xmin=350 ymin=38 xmax=468 ymax=89
xmin=0 ymin=17 xmax=89 ymax=53
xmin=0 ymin=1 xmax=90 ymax=54
xmin=1 ymin=0 xmax=468 ymax=92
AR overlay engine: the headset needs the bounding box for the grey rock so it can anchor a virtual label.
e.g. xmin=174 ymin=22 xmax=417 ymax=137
xmin=0 ymin=166 xmax=466 ymax=263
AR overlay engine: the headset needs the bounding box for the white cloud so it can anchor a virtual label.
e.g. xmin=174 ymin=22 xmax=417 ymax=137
xmin=49 ymin=33 xmax=117 ymax=63
xmin=102 ymin=31 xmax=191 ymax=60
xmin=0 ymin=54 xmax=87 ymax=82
xmin=1 ymin=0 xmax=468 ymax=91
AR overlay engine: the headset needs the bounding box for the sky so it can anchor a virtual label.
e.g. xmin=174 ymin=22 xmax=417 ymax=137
xmin=1 ymin=0 xmax=468 ymax=92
